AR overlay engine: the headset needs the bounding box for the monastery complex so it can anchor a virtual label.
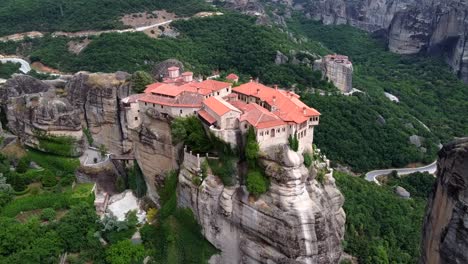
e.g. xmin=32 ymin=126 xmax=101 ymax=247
xmin=123 ymin=67 xmax=320 ymax=153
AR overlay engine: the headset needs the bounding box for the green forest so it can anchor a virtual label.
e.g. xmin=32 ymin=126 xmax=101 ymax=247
xmin=2 ymin=13 xmax=465 ymax=171
xmin=0 ymin=0 xmax=212 ymax=36
xmin=0 ymin=62 xmax=20 ymax=79
xmin=1 ymin=12 xmax=466 ymax=173
xmin=335 ymin=172 xmax=435 ymax=263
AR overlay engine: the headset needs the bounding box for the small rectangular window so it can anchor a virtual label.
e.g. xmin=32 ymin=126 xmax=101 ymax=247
xmin=145 ymin=102 xmax=147 ymax=106
xmin=180 ymin=109 xmax=183 ymax=114
xmin=161 ymin=105 xmax=163 ymax=109
xmin=153 ymin=103 xmax=155 ymax=107
xmin=134 ymin=117 xmax=138 ymax=121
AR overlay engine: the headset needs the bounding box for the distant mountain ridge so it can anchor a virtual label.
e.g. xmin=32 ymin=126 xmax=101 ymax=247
xmin=226 ymin=0 xmax=468 ymax=83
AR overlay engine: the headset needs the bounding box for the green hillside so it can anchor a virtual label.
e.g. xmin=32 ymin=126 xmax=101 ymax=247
xmin=0 ymin=0 xmax=212 ymax=36
xmin=2 ymin=13 xmax=467 ymax=171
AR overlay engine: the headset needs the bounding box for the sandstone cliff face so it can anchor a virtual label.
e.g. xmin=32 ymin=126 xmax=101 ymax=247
xmin=225 ymin=0 xmax=468 ymax=81
xmin=128 ymin=115 xmax=179 ymax=202
xmin=420 ymin=138 xmax=468 ymax=264
xmin=65 ymin=72 xmax=132 ymax=154
xmin=302 ymin=0 xmax=468 ymax=82
xmin=178 ymin=146 xmax=345 ymax=264
xmin=1 ymin=75 xmax=85 ymax=156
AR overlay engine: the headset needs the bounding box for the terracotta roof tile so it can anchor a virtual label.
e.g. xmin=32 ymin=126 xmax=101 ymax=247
xmin=203 ymin=97 xmax=232 ymax=116
xmin=226 ymin=73 xmax=239 ymax=80
xmin=239 ymin=103 xmax=285 ymax=129
xmin=198 ymin=110 xmax=216 ymax=124
xmin=233 ymin=82 xmax=320 ymax=125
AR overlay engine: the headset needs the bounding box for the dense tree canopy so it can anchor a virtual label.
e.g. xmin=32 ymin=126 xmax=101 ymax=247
xmin=0 ymin=0 xmax=213 ymax=36
xmin=335 ymin=172 xmax=433 ymax=263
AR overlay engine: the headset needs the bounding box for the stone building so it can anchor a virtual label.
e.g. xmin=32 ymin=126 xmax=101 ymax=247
xmin=314 ymin=54 xmax=353 ymax=93
xmin=122 ymin=68 xmax=321 ymax=153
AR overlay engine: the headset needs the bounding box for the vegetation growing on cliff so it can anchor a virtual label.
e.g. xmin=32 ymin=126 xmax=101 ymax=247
xmin=141 ymin=171 xmax=217 ymax=263
xmin=6 ymin=13 xmax=464 ymax=171
xmin=0 ymin=0 xmax=213 ymax=36
xmin=335 ymin=172 xmax=434 ymax=264
xmin=35 ymin=131 xmax=78 ymax=157
xmin=131 ymin=71 xmax=153 ymax=93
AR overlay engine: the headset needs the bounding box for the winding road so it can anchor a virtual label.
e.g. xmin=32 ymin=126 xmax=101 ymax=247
xmin=0 ymin=57 xmax=31 ymax=73
xmin=365 ymin=161 xmax=437 ymax=185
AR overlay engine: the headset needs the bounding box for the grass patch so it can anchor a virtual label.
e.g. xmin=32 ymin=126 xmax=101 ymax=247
xmin=1 ymin=191 xmax=79 ymax=218
xmin=72 ymin=183 xmax=94 ymax=199
xmin=207 ymin=157 xmax=237 ymax=186
xmin=27 ymin=148 xmax=79 ymax=175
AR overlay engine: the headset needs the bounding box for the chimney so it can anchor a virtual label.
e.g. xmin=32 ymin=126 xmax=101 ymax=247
xmin=303 ymin=107 xmax=306 ymax=115
xmin=256 ymin=88 xmax=260 ymax=95
xmin=183 ymin=72 xmax=193 ymax=83
xmin=272 ymin=95 xmax=276 ymax=103
xmin=249 ymin=77 xmax=253 ymax=83
xmin=274 ymin=85 xmax=278 ymax=90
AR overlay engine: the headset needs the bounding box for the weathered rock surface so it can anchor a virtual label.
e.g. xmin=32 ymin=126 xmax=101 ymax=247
xmin=1 ymin=75 xmax=84 ymax=156
xmin=420 ymin=137 xmax=468 ymax=264
xmin=395 ymin=186 xmax=410 ymax=198
xmin=65 ymin=72 xmax=132 ymax=154
xmin=178 ymin=146 xmax=345 ymax=263
xmin=225 ymin=0 xmax=468 ymax=82
xmin=128 ymin=115 xmax=179 ymax=202
xmin=306 ymin=0 xmax=468 ymax=82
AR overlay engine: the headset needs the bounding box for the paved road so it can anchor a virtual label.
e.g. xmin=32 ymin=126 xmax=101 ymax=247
xmin=0 ymin=58 xmax=31 ymax=73
xmin=365 ymin=160 xmax=437 ymax=185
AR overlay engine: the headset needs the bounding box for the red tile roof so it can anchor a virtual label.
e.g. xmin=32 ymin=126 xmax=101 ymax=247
xmin=232 ymin=82 xmax=320 ymax=125
xmin=226 ymin=73 xmax=239 ymax=80
xmin=145 ymin=83 xmax=183 ymax=97
xmin=203 ymin=97 xmax=232 ymax=116
xmin=239 ymin=103 xmax=285 ymax=129
xmin=144 ymin=79 xmax=231 ymax=97
xmin=198 ymin=110 xmax=216 ymax=124
xmin=139 ymin=92 xmax=203 ymax=108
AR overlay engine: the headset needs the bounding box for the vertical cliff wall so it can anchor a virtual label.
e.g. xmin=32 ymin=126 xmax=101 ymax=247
xmin=420 ymin=138 xmax=468 ymax=264
xmin=178 ymin=146 xmax=346 ymax=264
xmin=65 ymin=71 xmax=132 ymax=154
xmin=225 ymin=0 xmax=468 ymax=82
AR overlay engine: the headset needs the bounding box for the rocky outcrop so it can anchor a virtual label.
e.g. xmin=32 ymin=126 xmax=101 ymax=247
xmin=420 ymin=138 xmax=468 ymax=264
xmin=65 ymin=72 xmax=132 ymax=154
xmin=128 ymin=117 xmax=179 ymax=202
xmin=224 ymin=0 xmax=468 ymax=82
xmin=151 ymin=59 xmax=185 ymax=80
xmin=1 ymin=75 xmax=84 ymax=156
xmin=178 ymin=146 xmax=345 ymax=263
xmin=303 ymin=0 xmax=468 ymax=82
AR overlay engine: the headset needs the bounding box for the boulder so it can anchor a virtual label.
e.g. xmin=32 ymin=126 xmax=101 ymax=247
xmin=395 ymin=186 xmax=410 ymax=198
